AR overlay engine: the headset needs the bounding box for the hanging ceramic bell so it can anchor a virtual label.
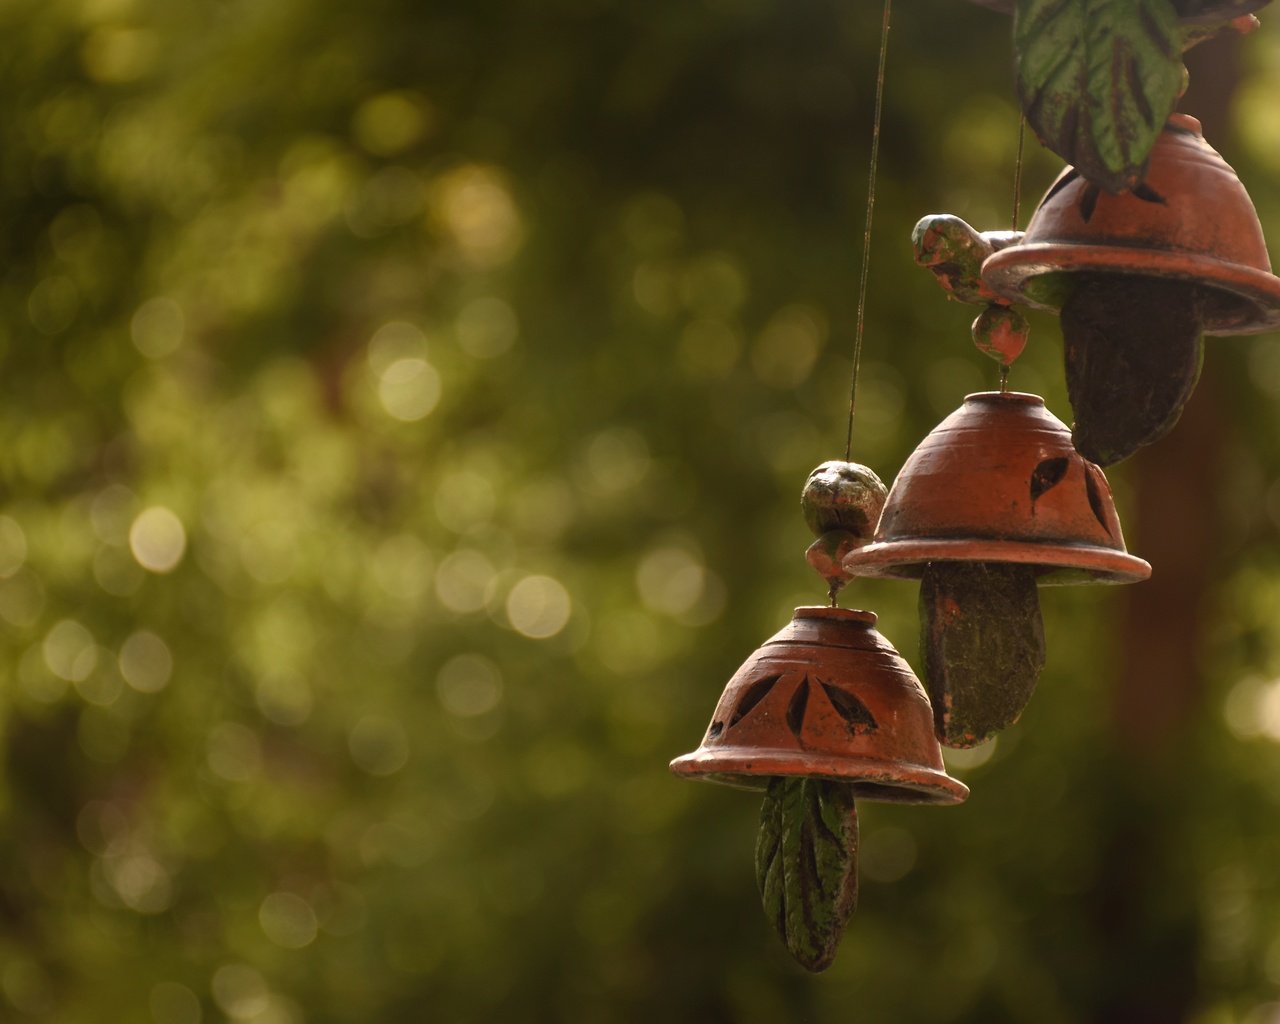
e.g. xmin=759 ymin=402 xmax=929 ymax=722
xmin=673 ymin=461 xmax=967 ymax=802
xmin=671 ymin=461 xmax=967 ymax=973
xmin=982 ymin=113 xmax=1280 ymax=335
xmin=669 ymin=605 xmax=969 ymax=805
xmin=982 ymin=113 xmax=1280 ymax=466
xmin=845 ymin=391 xmax=1151 ymax=585
xmin=843 ymin=387 xmax=1150 ymax=748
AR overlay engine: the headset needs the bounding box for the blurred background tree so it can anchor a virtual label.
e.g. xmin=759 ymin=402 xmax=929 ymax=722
xmin=2 ymin=0 xmax=1280 ymax=1021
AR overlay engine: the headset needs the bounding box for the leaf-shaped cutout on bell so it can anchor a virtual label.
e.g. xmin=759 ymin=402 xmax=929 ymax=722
xmin=920 ymin=562 xmax=1046 ymax=748
xmin=785 ymin=678 xmax=810 ymax=741
xmin=1030 ymin=456 xmax=1070 ymax=502
xmin=728 ymin=674 xmax=782 ymax=729
xmin=1080 ymin=184 xmax=1102 ymax=223
xmin=756 ymin=777 xmax=859 ymax=973
xmin=1083 ymin=464 xmax=1113 ymax=536
xmin=819 ymin=681 xmax=877 ymax=735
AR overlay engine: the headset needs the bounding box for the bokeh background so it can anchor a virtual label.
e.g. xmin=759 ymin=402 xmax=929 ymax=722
xmin=2 ymin=0 xmax=1280 ymax=1020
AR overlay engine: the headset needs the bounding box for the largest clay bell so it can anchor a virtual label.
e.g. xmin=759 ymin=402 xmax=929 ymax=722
xmin=844 ymin=392 xmax=1151 ymax=585
xmin=670 ymin=606 xmax=968 ymax=806
xmin=983 ymin=114 xmax=1280 ymax=335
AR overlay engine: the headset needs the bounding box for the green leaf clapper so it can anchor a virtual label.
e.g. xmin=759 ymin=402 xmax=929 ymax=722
xmin=920 ymin=561 xmax=1046 ymax=748
xmin=755 ymin=777 xmax=859 ymax=972
xmin=1061 ymin=275 xmax=1205 ymax=466
xmin=1015 ymin=0 xmax=1184 ymax=192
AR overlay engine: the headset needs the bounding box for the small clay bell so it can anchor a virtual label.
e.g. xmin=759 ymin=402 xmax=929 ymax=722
xmin=670 ymin=606 xmax=969 ymax=804
xmin=844 ymin=389 xmax=1150 ymax=747
xmin=671 ymin=460 xmax=966 ymax=973
xmin=845 ymin=392 xmax=1150 ymax=585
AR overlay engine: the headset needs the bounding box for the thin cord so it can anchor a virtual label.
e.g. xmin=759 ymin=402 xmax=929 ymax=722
xmin=999 ymin=115 xmax=1027 ymax=394
xmin=1011 ymin=115 xmax=1026 ymax=231
xmin=843 ymin=0 xmax=893 ymax=461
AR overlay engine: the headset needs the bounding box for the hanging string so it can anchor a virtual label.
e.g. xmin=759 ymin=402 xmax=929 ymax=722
xmin=843 ymin=0 xmax=893 ymax=461
xmin=1011 ymin=115 xmax=1026 ymax=231
xmin=997 ymin=115 xmax=1028 ymax=394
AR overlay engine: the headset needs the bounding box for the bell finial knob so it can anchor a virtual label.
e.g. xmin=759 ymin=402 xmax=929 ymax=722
xmin=971 ymin=303 xmax=1029 ymax=392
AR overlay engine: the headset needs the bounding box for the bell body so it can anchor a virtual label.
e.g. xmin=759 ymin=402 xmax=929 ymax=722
xmin=844 ymin=392 xmax=1151 ymax=585
xmin=982 ymin=114 xmax=1280 ymax=335
xmin=670 ymin=606 xmax=968 ymax=806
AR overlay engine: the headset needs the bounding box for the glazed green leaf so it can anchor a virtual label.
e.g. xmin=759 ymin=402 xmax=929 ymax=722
xmin=1062 ymin=276 xmax=1205 ymax=466
xmin=920 ymin=562 xmax=1045 ymax=748
xmin=1172 ymin=0 xmax=1268 ymax=22
xmin=1015 ymin=0 xmax=1184 ymax=192
xmin=974 ymin=0 xmax=1270 ymax=20
xmin=756 ymin=778 xmax=859 ymax=973
xmin=1179 ymin=3 xmax=1266 ymax=51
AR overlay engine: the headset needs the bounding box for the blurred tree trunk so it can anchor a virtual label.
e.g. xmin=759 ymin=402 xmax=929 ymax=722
xmin=1092 ymin=31 xmax=1242 ymax=1024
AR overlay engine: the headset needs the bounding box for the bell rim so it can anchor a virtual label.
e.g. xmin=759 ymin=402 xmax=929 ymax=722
xmin=844 ymin=536 xmax=1152 ymax=585
xmin=982 ymin=242 xmax=1280 ymax=336
xmin=668 ymin=749 xmax=969 ymax=805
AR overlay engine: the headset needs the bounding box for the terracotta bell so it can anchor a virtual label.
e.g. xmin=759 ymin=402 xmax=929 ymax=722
xmin=843 ymin=391 xmax=1151 ymax=585
xmin=669 ymin=606 xmax=969 ymax=806
xmin=982 ymin=113 xmax=1280 ymax=336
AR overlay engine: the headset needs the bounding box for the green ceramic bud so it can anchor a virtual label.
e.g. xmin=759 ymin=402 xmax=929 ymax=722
xmin=801 ymin=462 xmax=887 ymax=540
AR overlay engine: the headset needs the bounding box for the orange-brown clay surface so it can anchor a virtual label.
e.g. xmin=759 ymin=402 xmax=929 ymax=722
xmin=670 ymin=607 xmax=969 ymax=805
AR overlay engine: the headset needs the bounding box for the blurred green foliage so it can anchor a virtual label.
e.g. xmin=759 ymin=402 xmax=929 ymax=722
xmin=2 ymin=0 xmax=1280 ymax=1021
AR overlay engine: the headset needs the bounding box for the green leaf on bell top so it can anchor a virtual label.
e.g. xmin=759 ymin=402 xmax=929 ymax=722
xmin=1170 ymin=0 xmax=1268 ymax=22
xmin=1015 ymin=0 xmax=1184 ymax=193
xmin=756 ymin=777 xmax=858 ymax=973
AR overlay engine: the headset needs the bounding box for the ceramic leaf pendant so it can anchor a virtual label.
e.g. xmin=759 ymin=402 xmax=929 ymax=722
xmin=1061 ymin=275 xmax=1205 ymax=466
xmin=919 ymin=561 xmax=1046 ymax=748
xmin=756 ymin=777 xmax=859 ymax=973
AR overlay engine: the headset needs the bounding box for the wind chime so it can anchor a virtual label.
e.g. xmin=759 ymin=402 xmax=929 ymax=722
xmin=670 ymin=0 xmax=1280 ymax=972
